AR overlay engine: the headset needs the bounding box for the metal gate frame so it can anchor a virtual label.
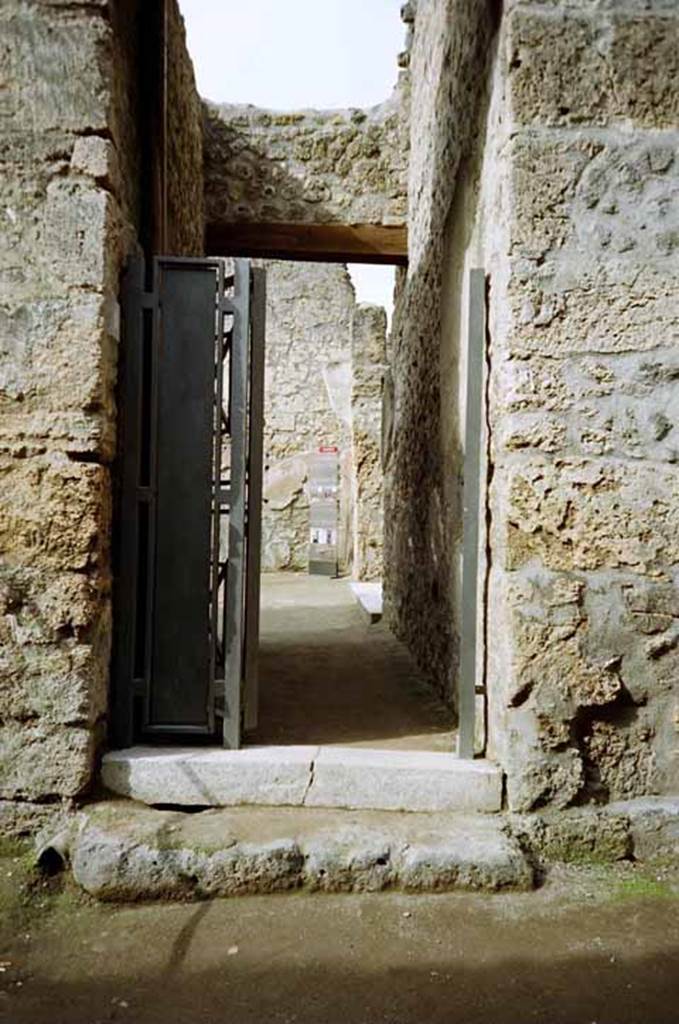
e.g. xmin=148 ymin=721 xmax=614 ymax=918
xmin=112 ymin=255 xmax=264 ymax=750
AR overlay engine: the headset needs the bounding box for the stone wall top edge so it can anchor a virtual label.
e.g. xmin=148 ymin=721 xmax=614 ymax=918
xmin=204 ymin=93 xmax=402 ymax=125
xmin=505 ymin=0 xmax=679 ymax=14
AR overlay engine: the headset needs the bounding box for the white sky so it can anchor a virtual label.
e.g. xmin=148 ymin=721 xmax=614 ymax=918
xmin=179 ymin=0 xmax=404 ymax=322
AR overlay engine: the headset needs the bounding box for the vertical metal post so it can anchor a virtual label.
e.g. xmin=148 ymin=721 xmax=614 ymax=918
xmin=458 ymin=268 xmax=487 ymax=760
xmin=112 ymin=255 xmax=145 ymax=748
xmin=243 ymin=267 xmax=266 ymax=731
xmin=222 ymin=258 xmax=251 ymax=748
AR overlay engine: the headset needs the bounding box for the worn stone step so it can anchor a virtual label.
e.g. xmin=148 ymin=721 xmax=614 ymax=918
xmin=102 ymin=746 xmax=503 ymax=813
xmin=69 ymin=800 xmax=534 ymax=900
xmin=349 ymin=580 xmax=383 ymax=623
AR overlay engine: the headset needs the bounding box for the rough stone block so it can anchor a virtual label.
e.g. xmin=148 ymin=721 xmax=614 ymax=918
xmin=0 ymin=569 xmax=111 ymax=727
xmin=68 ymin=802 xmax=534 ymax=901
xmin=507 ymin=9 xmax=679 ymax=128
xmin=0 ymin=452 xmax=110 ymax=572
xmin=501 ymin=460 xmax=679 ymax=573
xmin=608 ymin=796 xmax=679 ymax=861
xmin=1 ymin=2 xmax=110 ymax=133
xmin=498 ymin=349 xmax=679 ymax=463
xmin=0 ymin=293 xmax=119 ymax=455
xmin=0 ymin=722 xmax=94 ymax=800
xmin=510 ymin=808 xmax=632 ymax=863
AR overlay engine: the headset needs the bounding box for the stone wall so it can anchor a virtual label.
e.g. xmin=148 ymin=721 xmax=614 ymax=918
xmin=384 ymin=0 xmax=499 ymax=707
xmin=351 ymin=305 xmax=388 ymax=581
xmin=167 ymin=0 xmax=204 ymax=255
xmin=485 ymin=0 xmax=679 ymax=810
xmin=388 ymin=0 xmax=679 ymax=809
xmin=204 ymin=99 xmax=407 ymax=230
xmin=0 ymin=0 xmax=203 ymax=821
xmin=261 ymin=261 xmax=356 ymax=572
xmin=261 ymin=263 xmax=387 ymax=578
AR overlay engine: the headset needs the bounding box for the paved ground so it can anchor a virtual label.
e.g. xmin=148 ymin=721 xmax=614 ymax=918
xmin=250 ymin=574 xmax=455 ymax=751
xmin=1 ymin=854 xmax=677 ymax=1024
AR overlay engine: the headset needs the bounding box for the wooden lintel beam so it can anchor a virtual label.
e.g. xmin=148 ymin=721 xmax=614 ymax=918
xmin=205 ymin=221 xmax=408 ymax=266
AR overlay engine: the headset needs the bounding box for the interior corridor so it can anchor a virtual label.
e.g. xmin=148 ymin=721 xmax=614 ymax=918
xmin=248 ymin=574 xmax=456 ymax=751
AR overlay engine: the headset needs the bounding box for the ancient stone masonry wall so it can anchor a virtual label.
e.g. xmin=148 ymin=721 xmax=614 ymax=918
xmin=351 ymin=305 xmax=388 ymax=581
xmin=261 ymin=266 xmax=388 ymax=578
xmin=166 ymin=0 xmax=204 ymax=255
xmin=0 ymin=0 xmax=204 ymax=827
xmin=384 ymin=0 xmax=500 ymax=707
xmin=484 ymin=0 xmax=679 ymax=810
xmin=261 ymin=262 xmax=356 ymax=572
xmin=203 ymin=99 xmax=407 ymax=229
xmin=0 ymin=0 xmax=137 ymax=814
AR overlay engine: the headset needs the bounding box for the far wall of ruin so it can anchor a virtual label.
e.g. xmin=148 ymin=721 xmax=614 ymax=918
xmin=261 ymin=261 xmax=386 ymax=580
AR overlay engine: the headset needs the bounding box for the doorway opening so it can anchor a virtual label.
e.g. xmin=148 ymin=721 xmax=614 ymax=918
xmin=112 ymin=249 xmax=456 ymax=757
xmin=247 ymin=257 xmax=454 ymax=752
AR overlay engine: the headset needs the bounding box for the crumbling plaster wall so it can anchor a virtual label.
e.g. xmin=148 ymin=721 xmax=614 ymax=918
xmin=389 ymin=0 xmax=679 ymax=809
xmin=0 ymin=0 xmax=203 ymax=825
xmin=204 ymin=100 xmax=407 ymax=229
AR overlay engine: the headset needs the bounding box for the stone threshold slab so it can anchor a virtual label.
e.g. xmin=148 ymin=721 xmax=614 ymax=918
xmin=70 ymin=800 xmax=532 ymax=900
xmin=349 ymin=581 xmax=383 ymax=623
xmin=101 ymin=745 xmax=503 ymax=814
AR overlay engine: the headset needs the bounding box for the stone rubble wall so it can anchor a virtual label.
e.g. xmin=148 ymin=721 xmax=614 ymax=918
xmin=261 ymin=264 xmax=387 ymax=578
xmin=351 ymin=305 xmax=388 ymax=581
xmin=204 ymin=98 xmax=408 ymax=229
xmin=384 ymin=0 xmax=498 ymax=707
xmin=166 ymin=0 xmax=204 ymax=255
xmin=0 ymin=0 xmax=203 ymax=822
xmin=388 ymin=0 xmax=679 ymax=809
xmin=261 ymin=261 xmax=356 ymax=572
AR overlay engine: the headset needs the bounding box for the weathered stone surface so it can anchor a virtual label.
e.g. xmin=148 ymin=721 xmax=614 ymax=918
xmin=384 ymin=0 xmax=497 ymax=707
xmin=204 ymin=98 xmax=407 ymax=230
xmin=351 ymin=305 xmax=387 ymax=580
xmin=261 ymin=261 xmax=357 ymax=572
xmin=502 ymin=460 xmax=679 ymax=574
xmin=69 ymin=801 xmax=533 ymax=900
xmin=510 ymin=809 xmax=633 ymax=864
xmin=305 ymin=748 xmax=503 ymax=813
xmin=166 ymin=0 xmax=204 ymax=255
xmin=0 ymin=2 xmax=110 ymax=135
xmin=102 ymin=747 xmax=315 ymax=809
xmin=608 ymin=796 xmax=679 ymax=862
xmin=0 ymin=799 xmax=69 ymax=841
xmin=0 ymin=723 xmax=95 ymax=801
xmin=0 ymin=0 xmax=204 ymax=821
xmin=498 ymin=349 xmax=679 ymax=463
xmin=102 ymin=746 xmax=503 ymax=814
xmin=0 ymin=453 xmax=110 ymax=572
xmin=507 ymin=7 xmax=679 ymax=128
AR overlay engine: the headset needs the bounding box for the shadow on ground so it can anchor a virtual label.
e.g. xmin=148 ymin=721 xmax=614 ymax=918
xmin=2 ymin=863 xmax=678 ymax=1024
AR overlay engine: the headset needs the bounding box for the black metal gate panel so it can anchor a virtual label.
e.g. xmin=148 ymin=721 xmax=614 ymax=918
xmin=113 ymin=256 xmax=265 ymax=749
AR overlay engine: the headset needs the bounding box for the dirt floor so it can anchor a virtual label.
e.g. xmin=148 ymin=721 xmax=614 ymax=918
xmin=249 ymin=574 xmax=455 ymax=751
xmin=0 ymin=848 xmax=677 ymax=1024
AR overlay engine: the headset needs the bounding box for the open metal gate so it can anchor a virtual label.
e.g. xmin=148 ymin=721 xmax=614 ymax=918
xmin=113 ymin=256 xmax=265 ymax=749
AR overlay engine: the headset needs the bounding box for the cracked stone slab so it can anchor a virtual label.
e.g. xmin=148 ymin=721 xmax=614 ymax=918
xmin=102 ymin=747 xmax=503 ymax=814
xmin=69 ymin=801 xmax=533 ymax=900
xmin=306 ymin=748 xmax=503 ymax=813
xmin=101 ymin=746 xmax=317 ymax=808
